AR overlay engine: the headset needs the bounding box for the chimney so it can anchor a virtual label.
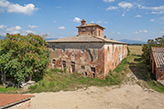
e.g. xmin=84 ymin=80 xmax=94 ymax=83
xmin=104 ymin=35 xmax=107 ymax=39
xmin=81 ymin=19 xmax=86 ymax=25
xmin=110 ymin=38 xmax=113 ymax=40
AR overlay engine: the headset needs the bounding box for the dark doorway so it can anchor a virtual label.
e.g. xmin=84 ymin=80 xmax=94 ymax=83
xmin=85 ymin=72 xmax=87 ymax=77
xmin=93 ymin=73 xmax=95 ymax=78
xmin=71 ymin=62 xmax=75 ymax=73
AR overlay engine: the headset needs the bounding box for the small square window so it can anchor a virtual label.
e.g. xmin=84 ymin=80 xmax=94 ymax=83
xmin=91 ymin=67 xmax=95 ymax=72
xmin=62 ymin=46 xmax=65 ymax=52
xmin=52 ymin=46 xmax=55 ymax=51
xmin=81 ymin=47 xmax=85 ymax=53
xmin=107 ymin=46 xmax=109 ymax=51
xmin=81 ymin=66 xmax=85 ymax=70
xmin=93 ymin=73 xmax=95 ymax=78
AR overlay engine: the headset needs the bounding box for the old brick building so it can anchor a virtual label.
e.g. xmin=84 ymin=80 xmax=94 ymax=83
xmin=47 ymin=19 xmax=127 ymax=79
xmin=150 ymin=47 xmax=164 ymax=81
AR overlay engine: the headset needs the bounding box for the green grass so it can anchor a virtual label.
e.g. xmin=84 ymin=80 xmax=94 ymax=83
xmin=129 ymin=54 xmax=164 ymax=93
xmin=0 ymin=86 xmax=17 ymax=93
xmin=29 ymin=60 xmax=128 ymax=93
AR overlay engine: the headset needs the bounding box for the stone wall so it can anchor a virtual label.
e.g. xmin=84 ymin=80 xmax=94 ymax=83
xmin=48 ymin=42 xmax=105 ymax=79
xmin=48 ymin=42 xmax=127 ymax=79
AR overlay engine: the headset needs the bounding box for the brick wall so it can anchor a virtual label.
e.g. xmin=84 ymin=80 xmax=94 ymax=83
xmin=48 ymin=42 xmax=105 ymax=79
xmin=48 ymin=42 xmax=127 ymax=79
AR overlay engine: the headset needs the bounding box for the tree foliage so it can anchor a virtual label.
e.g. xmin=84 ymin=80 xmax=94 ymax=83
xmin=0 ymin=33 xmax=50 ymax=86
xmin=142 ymin=35 xmax=164 ymax=65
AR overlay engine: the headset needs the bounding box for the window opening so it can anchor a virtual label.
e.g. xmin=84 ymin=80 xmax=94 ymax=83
xmin=62 ymin=46 xmax=65 ymax=52
xmin=81 ymin=46 xmax=85 ymax=53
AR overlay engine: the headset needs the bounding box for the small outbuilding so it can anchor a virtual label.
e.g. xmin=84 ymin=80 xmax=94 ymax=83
xmin=150 ymin=47 xmax=164 ymax=83
xmin=0 ymin=94 xmax=34 ymax=109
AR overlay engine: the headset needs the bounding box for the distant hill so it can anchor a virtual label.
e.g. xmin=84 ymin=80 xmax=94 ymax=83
xmin=45 ymin=38 xmax=58 ymax=41
xmin=0 ymin=36 xmax=5 ymax=40
xmin=118 ymin=39 xmax=147 ymax=44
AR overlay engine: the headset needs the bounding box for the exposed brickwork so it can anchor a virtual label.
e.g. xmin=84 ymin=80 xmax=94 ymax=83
xmin=47 ymin=19 xmax=127 ymax=80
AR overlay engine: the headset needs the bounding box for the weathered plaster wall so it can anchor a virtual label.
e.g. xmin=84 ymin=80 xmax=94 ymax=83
xmin=104 ymin=43 xmax=127 ymax=76
xmin=48 ymin=42 xmax=127 ymax=79
xmin=48 ymin=42 xmax=105 ymax=79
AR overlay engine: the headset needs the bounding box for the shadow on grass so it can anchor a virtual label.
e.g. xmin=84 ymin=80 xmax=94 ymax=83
xmin=128 ymin=55 xmax=155 ymax=81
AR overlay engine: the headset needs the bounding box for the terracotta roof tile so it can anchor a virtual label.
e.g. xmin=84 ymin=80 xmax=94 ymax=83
xmin=152 ymin=47 xmax=164 ymax=68
xmin=0 ymin=94 xmax=34 ymax=108
xmin=47 ymin=35 xmax=126 ymax=44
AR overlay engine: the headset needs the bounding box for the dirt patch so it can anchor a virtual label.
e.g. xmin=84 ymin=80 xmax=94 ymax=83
xmin=30 ymin=84 xmax=164 ymax=109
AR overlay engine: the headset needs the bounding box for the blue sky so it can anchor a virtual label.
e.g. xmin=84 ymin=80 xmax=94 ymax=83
xmin=0 ymin=0 xmax=164 ymax=41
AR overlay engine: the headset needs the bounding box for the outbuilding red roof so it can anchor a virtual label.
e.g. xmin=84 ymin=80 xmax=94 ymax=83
xmin=0 ymin=94 xmax=34 ymax=108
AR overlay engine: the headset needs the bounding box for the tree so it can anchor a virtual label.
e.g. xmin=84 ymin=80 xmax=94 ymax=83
xmin=142 ymin=35 xmax=164 ymax=65
xmin=0 ymin=33 xmax=50 ymax=87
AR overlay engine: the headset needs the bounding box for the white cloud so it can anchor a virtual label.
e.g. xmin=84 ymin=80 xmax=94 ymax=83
xmin=103 ymin=0 xmax=115 ymax=2
xmin=153 ymin=32 xmax=155 ymax=34
xmin=136 ymin=30 xmax=148 ymax=33
xmin=0 ymin=25 xmax=7 ymax=29
xmin=91 ymin=21 xmax=94 ymax=23
xmin=140 ymin=5 xmax=164 ymax=11
xmin=6 ymin=26 xmax=22 ymax=31
xmin=106 ymin=6 xmax=118 ymax=10
xmin=0 ymin=0 xmax=38 ymax=15
xmin=73 ymin=17 xmax=81 ymax=23
xmin=53 ymin=20 xmax=56 ymax=23
xmin=118 ymin=2 xmax=133 ymax=9
xmin=0 ymin=0 xmax=10 ymax=7
xmin=25 ymin=30 xmax=36 ymax=33
xmin=135 ymin=15 xmax=141 ymax=17
xmin=29 ymin=25 xmax=38 ymax=28
xmin=104 ymin=21 xmax=108 ymax=24
xmin=117 ymin=32 xmax=120 ymax=34
xmin=97 ymin=21 xmax=102 ymax=23
xmin=160 ymin=31 xmax=163 ymax=33
xmin=58 ymin=26 xmax=65 ymax=29
xmin=143 ymin=30 xmax=148 ymax=33
xmin=140 ymin=5 xmax=164 ymax=15
xmin=6 ymin=26 xmax=22 ymax=34
xmin=151 ymin=11 xmax=164 ymax=14
xmin=150 ymin=19 xmax=155 ymax=22
xmin=0 ymin=31 xmax=6 ymax=36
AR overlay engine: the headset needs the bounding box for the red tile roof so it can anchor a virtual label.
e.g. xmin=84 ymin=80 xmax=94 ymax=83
xmin=0 ymin=94 xmax=34 ymax=108
xmin=151 ymin=47 xmax=164 ymax=68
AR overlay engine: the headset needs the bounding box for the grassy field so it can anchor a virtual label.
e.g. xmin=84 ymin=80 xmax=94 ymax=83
xmin=29 ymin=59 xmax=128 ymax=93
xmin=128 ymin=46 xmax=164 ymax=92
xmin=128 ymin=45 xmax=143 ymax=55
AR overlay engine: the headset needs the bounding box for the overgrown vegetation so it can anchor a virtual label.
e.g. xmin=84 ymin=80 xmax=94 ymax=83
xmin=142 ymin=35 xmax=164 ymax=65
xmin=29 ymin=59 xmax=128 ymax=93
xmin=0 ymin=33 xmax=49 ymax=87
